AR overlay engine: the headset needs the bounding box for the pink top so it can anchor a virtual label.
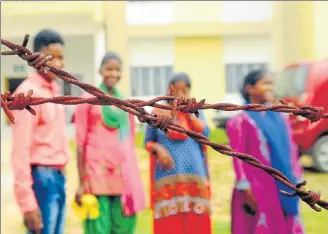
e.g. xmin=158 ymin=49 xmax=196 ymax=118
xmin=74 ymin=94 xmax=126 ymax=194
xmin=226 ymin=112 xmax=305 ymax=234
xmin=74 ymin=93 xmax=146 ymax=216
xmin=11 ymin=72 xmax=69 ymax=214
xmin=228 ymin=112 xmax=303 ymax=186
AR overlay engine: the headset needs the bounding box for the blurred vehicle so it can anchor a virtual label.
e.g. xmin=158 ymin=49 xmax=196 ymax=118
xmin=212 ymin=93 xmax=244 ymax=129
xmin=274 ymin=59 xmax=328 ymax=172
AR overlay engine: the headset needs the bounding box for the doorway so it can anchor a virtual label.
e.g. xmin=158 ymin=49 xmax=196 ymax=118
xmin=7 ymin=77 xmax=26 ymax=94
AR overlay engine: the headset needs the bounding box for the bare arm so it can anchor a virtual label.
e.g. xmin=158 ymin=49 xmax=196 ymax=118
xmin=76 ymin=146 xmax=86 ymax=187
xmin=11 ymin=107 xmax=39 ymax=214
xmin=74 ymin=102 xmax=90 ymax=189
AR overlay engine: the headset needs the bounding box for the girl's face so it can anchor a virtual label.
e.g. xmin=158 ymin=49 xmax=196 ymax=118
xmin=100 ymin=58 xmax=121 ymax=89
xmin=173 ymin=80 xmax=190 ymax=98
xmin=246 ymin=74 xmax=274 ymax=104
xmin=40 ymin=43 xmax=65 ymax=80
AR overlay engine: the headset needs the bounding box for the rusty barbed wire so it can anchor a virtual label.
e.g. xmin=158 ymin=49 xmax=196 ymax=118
xmin=1 ymin=34 xmax=328 ymax=212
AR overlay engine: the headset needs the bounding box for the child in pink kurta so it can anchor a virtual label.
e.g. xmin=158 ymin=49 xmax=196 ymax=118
xmin=11 ymin=29 xmax=69 ymax=234
xmin=226 ymin=70 xmax=305 ymax=234
xmin=74 ymin=52 xmax=145 ymax=234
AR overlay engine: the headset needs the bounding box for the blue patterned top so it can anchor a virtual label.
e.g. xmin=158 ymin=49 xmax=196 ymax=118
xmin=145 ymin=111 xmax=212 ymax=218
xmin=145 ymin=111 xmax=210 ymax=182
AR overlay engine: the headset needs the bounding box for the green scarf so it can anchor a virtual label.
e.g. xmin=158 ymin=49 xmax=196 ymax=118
xmin=99 ymin=82 xmax=130 ymax=141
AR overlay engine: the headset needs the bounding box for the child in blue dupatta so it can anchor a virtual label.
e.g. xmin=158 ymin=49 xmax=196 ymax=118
xmin=226 ymin=70 xmax=305 ymax=234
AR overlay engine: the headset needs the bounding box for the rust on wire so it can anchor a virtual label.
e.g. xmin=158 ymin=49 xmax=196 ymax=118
xmin=1 ymin=34 xmax=328 ymax=212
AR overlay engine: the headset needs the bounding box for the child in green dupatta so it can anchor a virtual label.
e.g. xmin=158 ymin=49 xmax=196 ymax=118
xmin=99 ymin=82 xmax=130 ymax=141
xmin=74 ymin=52 xmax=141 ymax=234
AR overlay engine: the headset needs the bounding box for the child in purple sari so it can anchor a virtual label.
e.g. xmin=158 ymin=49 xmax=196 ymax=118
xmin=226 ymin=70 xmax=305 ymax=234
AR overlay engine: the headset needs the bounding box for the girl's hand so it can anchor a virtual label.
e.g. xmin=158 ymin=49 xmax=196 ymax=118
xmin=23 ymin=209 xmax=43 ymax=233
xmin=153 ymin=144 xmax=175 ymax=171
xmin=243 ymin=189 xmax=258 ymax=215
xmin=75 ymin=185 xmax=85 ymax=206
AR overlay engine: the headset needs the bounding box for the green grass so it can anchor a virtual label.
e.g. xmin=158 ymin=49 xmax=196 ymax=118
xmin=209 ymin=128 xmax=228 ymax=144
xmin=136 ymin=131 xmax=145 ymax=149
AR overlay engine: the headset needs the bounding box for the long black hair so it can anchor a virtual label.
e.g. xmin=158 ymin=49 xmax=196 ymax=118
xmin=100 ymin=51 xmax=122 ymax=68
xmin=33 ymin=29 xmax=64 ymax=52
xmin=166 ymin=72 xmax=191 ymax=103
xmin=241 ymin=70 xmax=266 ymax=101
xmin=168 ymin=72 xmax=191 ymax=88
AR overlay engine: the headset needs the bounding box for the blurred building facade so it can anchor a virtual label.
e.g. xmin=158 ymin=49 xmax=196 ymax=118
xmin=1 ymin=1 xmax=328 ymax=128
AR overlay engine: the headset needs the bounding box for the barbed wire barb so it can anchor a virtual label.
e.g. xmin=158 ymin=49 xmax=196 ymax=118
xmin=1 ymin=34 xmax=328 ymax=212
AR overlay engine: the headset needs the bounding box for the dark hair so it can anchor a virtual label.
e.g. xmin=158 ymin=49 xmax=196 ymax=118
xmin=100 ymin=51 xmax=122 ymax=68
xmin=241 ymin=70 xmax=266 ymax=101
xmin=169 ymin=72 xmax=191 ymax=88
xmin=33 ymin=29 xmax=64 ymax=52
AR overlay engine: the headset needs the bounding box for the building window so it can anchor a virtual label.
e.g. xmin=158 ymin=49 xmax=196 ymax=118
xmin=225 ymin=63 xmax=268 ymax=93
xmin=130 ymin=66 xmax=173 ymax=97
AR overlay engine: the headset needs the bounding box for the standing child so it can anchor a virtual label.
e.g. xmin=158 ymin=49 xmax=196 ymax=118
xmin=144 ymin=72 xmax=212 ymax=234
xmin=74 ymin=52 xmax=145 ymax=234
xmin=226 ymin=70 xmax=305 ymax=234
xmin=11 ymin=29 xmax=69 ymax=234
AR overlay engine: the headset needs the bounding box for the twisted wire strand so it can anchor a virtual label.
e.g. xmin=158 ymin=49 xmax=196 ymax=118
xmin=1 ymin=34 xmax=327 ymax=212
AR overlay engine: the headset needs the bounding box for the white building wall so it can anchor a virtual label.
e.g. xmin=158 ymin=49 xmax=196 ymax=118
xmin=1 ymin=34 xmax=97 ymax=128
xmin=221 ymin=35 xmax=272 ymax=102
xmin=128 ymin=38 xmax=174 ymax=121
xmin=1 ymin=35 xmax=98 ymax=85
xmin=220 ymin=1 xmax=273 ymax=23
xmin=1 ymin=14 xmax=103 ymax=38
xmin=125 ymin=1 xmax=272 ymax=25
xmin=94 ymin=30 xmax=107 ymax=86
xmin=314 ymin=2 xmax=328 ymax=60
xmin=126 ymin=1 xmax=173 ymax=25
xmin=1 ymin=1 xmax=103 ymax=18
xmin=129 ymin=38 xmax=175 ymax=67
xmin=128 ymin=38 xmax=174 ymax=96
xmin=173 ymin=1 xmax=221 ymax=23
xmin=1 ymin=10 xmax=105 ymax=130
xmin=222 ymin=35 xmax=272 ymax=64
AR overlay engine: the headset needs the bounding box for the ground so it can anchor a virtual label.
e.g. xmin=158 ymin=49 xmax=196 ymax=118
xmin=1 ymin=129 xmax=327 ymax=234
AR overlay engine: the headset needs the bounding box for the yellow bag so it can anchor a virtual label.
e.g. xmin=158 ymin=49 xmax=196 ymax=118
xmin=71 ymin=194 xmax=100 ymax=221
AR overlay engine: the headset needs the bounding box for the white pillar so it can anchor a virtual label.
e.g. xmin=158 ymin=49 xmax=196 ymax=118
xmin=93 ymin=29 xmax=106 ymax=86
